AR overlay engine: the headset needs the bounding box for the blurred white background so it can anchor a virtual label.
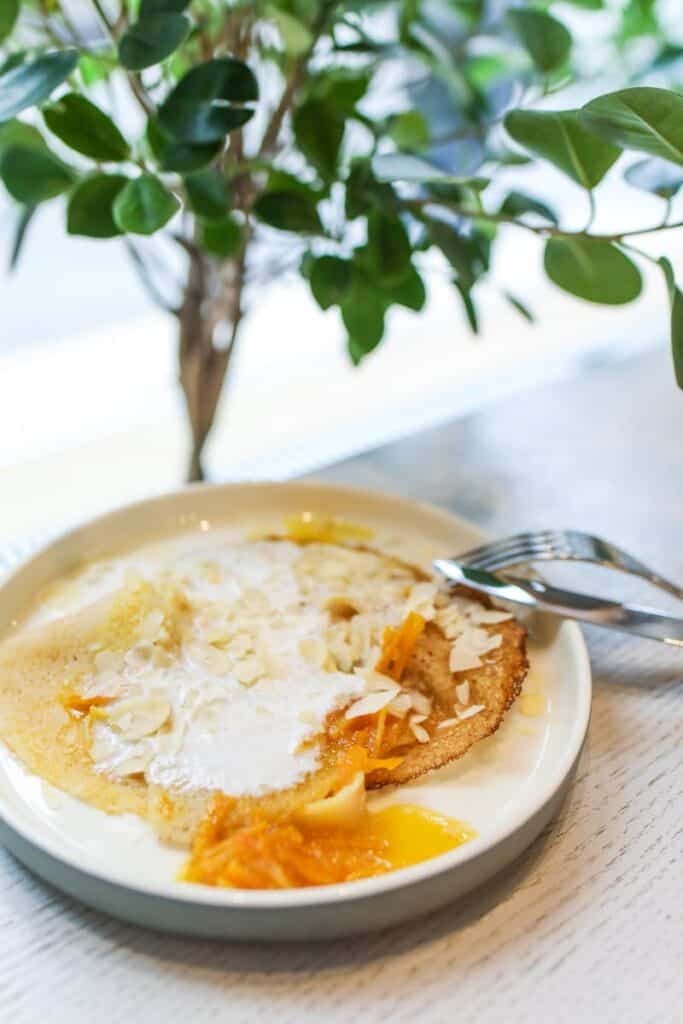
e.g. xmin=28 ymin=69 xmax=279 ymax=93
xmin=1 ymin=0 xmax=682 ymax=539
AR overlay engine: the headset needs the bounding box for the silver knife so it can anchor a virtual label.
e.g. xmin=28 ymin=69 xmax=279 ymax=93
xmin=433 ymin=559 xmax=683 ymax=647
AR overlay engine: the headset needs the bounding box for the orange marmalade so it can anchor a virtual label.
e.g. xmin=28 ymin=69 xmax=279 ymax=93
xmin=181 ymin=729 xmax=475 ymax=890
xmin=181 ymin=792 xmax=475 ymax=890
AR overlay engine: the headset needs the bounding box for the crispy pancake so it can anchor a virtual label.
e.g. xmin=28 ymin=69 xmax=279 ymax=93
xmin=0 ymin=540 xmax=527 ymax=849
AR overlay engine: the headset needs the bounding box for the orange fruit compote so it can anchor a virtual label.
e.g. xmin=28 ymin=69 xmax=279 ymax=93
xmin=181 ymin=736 xmax=475 ymax=891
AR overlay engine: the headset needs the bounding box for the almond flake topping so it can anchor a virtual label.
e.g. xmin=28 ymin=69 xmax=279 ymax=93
xmin=409 ymin=714 xmax=430 ymax=743
xmin=455 ymin=680 xmax=470 ymax=706
xmin=345 ymin=689 xmax=399 ymax=720
xmin=456 ymin=703 xmax=486 ymax=721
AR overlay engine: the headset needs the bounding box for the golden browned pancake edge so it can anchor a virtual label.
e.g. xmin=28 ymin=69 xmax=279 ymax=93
xmin=0 ymin=544 xmax=528 ymax=848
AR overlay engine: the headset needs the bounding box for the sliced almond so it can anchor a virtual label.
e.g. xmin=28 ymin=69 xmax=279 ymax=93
xmin=299 ymin=636 xmax=328 ymax=667
xmin=406 ymin=688 xmax=432 ymax=717
xmin=109 ymin=749 xmax=153 ymax=777
xmin=456 ymin=703 xmax=486 ymax=721
xmin=344 ymin=688 xmax=398 ymax=720
xmin=455 ymin=680 xmax=470 ymax=706
xmin=409 ymin=714 xmax=430 ymax=743
xmin=104 ymin=695 xmax=172 ymax=740
xmin=387 ymin=692 xmax=412 ymax=717
xmin=233 ymin=655 xmax=265 ymax=686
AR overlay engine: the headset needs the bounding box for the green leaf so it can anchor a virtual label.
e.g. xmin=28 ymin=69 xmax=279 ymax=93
xmin=67 ymin=174 xmax=128 ymax=238
xmin=0 ymin=0 xmax=19 ymax=44
xmin=346 ymin=159 xmax=396 ymax=218
xmin=581 ymin=88 xmax=683 ymax=166
xmin=293 ymin=100 xmax=344 ymax=181
xmin=366 ymin=211 xmax=411 ymax=284
xmin=158 ymin=58 xmax=258 ymax=143
xmin=147 ymin=117 xmax=221 ymax=173
xmin=544 ymin=238 xmax=642 ymax=305
xmin=342 ymin=276 xmax=386 ymax=359
xmin=113 ymin=174 xmax=179 ymax=235
xmin=508 ymin=10 xmax=572 ymax=73
xmin=199 ymin=215 xmax=242 ymax=258
xmin=265 ymin=168 xmax=323 ymax=200
xmin=455 ymin=280 xmax=478 ymax=334
xmin=9 ymin=204 xmax=36 ymax=271
xmin=140 ymin=0 xmax=190 ymax=12
xmin=618 ymin=0 xmax=659 ymax=44
xmin=659 ymin=258 xmax=683 ymax=388
xmin=505 ymin=292 xmax=535 ymax=323
xmin=347 ymin=337 xmax=366 ymax=366
xmin=0 ymin=51 xmax=25 ymax=76
xmin=307 ymin=68 xmax=370 ymax=115
xmin=78 ymin=53 xmax=116 ymax=87
xmin=0 ymin=146 xmax=75 ymax=203
xmin=388 ymin=111 xmax=430 ymax=151
xmin=428 ymin=220 xmax=489 ymax=289
xmin=505 ymin=109 xmax=621 ymax=189
xmin=43 ymin=93 xmax=129 ymax=162
xmin=0 ymin=50 xmax=79 ymax=121
xmin=500 ymin=190 xmax=558 ymax=224
xmin=0 ymin=119 xmax=46 ymax=155
xmin=372 ymin=151 xmax=488 ymax=190
xmin=562 ymin=0 xmax=602 ymax=7
xmin=119 ymin=14 xmax=190 ymax=71
xmin=184 ymin=169 xmax=230 ymax=218
xmin=310 ymin=255 xmax=353 ymax=310
xmin=253 ymin=190 xmax=322 ymax=233
xmin=268 ymin=6 xmax=312 ymax=57
xmin=624 ymin=158 xmax=683 ymax=199
xmin=381 ymin=263 xmax=426 ymax=312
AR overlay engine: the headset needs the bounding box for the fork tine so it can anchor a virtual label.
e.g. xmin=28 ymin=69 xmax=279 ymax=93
xmin=458 ymin=533 xmax=561 ymax=569
xmin=457 ymin=532 xmax=540 ymax=564
xmin=467 ymin=547 xmax=551 ymax=571
xmin=457 ymin=529 xmax=683 ymax=602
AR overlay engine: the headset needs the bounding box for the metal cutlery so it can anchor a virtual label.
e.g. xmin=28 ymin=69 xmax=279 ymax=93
xmin=454 ymin=529 xmax=683 ymax=602
xmin=434 ymin=559 xmax=683 ymax=646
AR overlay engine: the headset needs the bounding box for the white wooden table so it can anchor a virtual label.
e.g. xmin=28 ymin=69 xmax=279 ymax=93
xmin=1 ymin=347 xmax=681 ymax=1023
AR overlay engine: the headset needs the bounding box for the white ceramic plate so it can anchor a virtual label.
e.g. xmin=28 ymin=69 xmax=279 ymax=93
xmin=0 ymin=482 xmax=591 ymax=941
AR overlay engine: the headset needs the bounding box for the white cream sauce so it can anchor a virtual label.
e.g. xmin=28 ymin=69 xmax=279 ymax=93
xmin=27 ymin=533 xmax=402 ymax=795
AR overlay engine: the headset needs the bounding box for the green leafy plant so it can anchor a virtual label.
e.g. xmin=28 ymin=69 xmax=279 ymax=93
xmin=1 ymin=0 xmax=682 ymax=480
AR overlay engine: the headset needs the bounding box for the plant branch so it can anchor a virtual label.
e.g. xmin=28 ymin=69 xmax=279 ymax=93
xmin=89 ymin=0 xmax=154 ymax=116
xmin=124 ymin=239 xmax=180 ymax=315
xmin=258 ymin=64 xmax=306 ymax=157
xmin=617 ymin=240 xmax=662 ymax=268
xmin=90 ymin=0 xmax=116 ymax=40
xmin=402 ymin=197 xmax=683 ymax=244
xmin=258 ymin=0 xmax=342 ymax=158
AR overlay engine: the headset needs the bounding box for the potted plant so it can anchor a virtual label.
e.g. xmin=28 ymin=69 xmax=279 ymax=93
xmin=1 ymin=0 xmax=681 ymax=481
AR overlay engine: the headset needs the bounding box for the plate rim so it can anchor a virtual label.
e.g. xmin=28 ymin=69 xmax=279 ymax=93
xmin=0 ymin=479 xmax=592 ymax=911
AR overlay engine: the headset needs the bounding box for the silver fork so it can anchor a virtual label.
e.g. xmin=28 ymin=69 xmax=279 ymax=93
xmin=455 ymin=529 xmax=683 ymax=602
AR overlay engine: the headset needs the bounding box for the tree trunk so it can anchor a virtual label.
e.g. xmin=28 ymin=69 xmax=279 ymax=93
xmin=177 ymin=252 xmax=243 ymax=483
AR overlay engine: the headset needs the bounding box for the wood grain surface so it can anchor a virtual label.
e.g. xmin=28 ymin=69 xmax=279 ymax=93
xmin=1 ymin=348 xmax=681 ymax=1023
